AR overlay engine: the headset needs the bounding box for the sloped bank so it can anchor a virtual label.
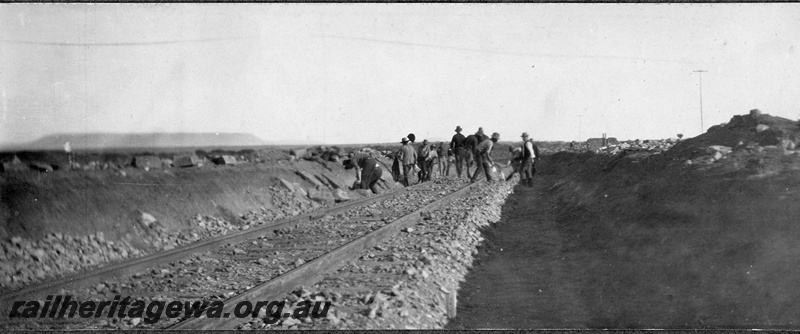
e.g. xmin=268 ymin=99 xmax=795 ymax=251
xmin=476 ymin=145 xmax=800 ymax=328
xmin=0 ymin=157 xmax=401 ymax=292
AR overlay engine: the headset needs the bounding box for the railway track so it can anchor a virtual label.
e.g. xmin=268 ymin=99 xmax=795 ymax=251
xmin=1 ymin=178 xmax=479 ymax=330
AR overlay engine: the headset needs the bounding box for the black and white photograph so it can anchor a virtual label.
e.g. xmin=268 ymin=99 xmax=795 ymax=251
xmin=1 ymin=3 xmax=800 ymax=330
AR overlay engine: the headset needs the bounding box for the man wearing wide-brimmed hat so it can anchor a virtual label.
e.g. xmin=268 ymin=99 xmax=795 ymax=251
xmin=471 ymin=132 xmax=500 ymax=183
xmin=450 ymin=126 xmax=467 ymax=178
xmin=520 ymin=132 xmax=539 ymax=188
xmin=397 ymin=137 xmax=417 ymax=186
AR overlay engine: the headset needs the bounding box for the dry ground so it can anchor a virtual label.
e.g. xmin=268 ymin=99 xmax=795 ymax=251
xmin=450 ymin=148 xmax=800 ymax=329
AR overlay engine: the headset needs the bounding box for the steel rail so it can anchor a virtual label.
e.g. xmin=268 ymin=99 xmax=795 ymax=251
xmin=169 ymin=180 xmax=478 ymax=330
xmin=0 ymin=181 xmax=433 ymax=316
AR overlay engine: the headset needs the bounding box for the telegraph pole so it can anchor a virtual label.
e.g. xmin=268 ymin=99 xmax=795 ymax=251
xmin=693 ymin=70 xmax=707 ymax=133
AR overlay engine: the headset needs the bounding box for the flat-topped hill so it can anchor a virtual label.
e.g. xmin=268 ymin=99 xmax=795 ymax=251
xmin=4 ymin=132 xmax=270 ymax=151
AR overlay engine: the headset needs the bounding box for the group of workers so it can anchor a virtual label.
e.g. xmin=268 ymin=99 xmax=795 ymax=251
xmin=342 ymin=126 xmax=540 ymax=194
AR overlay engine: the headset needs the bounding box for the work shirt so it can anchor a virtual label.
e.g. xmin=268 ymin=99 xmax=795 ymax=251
xmin=476 ymin=139 xmax=494 ymax=164
xmin=351 ymin=153 xmax=376 ymax=169
xmin=464 ymin=135 xmax=480 ymax=152
xmin=522 ymin=140 xmax=535 ymax=160
xmin=399 ymin=144 xmax=417 ymax=165
xmin=425 ymin=147 xmax=438 ymax=161
xmin=451 ymin=133 xmax=466 ymax=150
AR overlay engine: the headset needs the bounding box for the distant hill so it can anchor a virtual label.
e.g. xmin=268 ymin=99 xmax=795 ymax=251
xmin=7 ymin=133 xmax=274 ymax=151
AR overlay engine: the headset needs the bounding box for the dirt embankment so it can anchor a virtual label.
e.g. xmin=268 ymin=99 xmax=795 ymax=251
xmin=0 ymin=148 xmax=404 ymax=290
xmin=452 ymin=111 xmax=800 ymax=329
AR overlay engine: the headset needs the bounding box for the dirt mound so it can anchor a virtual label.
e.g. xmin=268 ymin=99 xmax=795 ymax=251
xmin=669 ymin=110 xmax=799 ymax=160
xmin=526 ymin=145 xmax=800 ymax=328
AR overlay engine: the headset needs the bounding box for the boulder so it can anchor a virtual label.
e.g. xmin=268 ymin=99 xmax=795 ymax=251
xmin=750 ymin=109 xmax=762 ymax=118
xmin=293 ymin=183 xmax=307 ymax=197
xmin=277 ymin=178 xmax=296 ymax=192
xmin=780 ymin=139 xmax=796 ymax=151
xmin=307 ymin=188 xmax=335 ymax=203
xmin=296 ymin=171 xmax=326 ymax=188
xmin=314 ymin=174 xmax=333 ymax=188
xmin=140 ymin=212 xmax=157 ymax=228
xmin=332 ymin=189 xmax=350 ymax=202
xmin=290 ymin=148 xmax=308 ymax=159
xmin=173 ymin=154 xmax=201 ymax=168
xmin=354 ymin=189 xmax=374 ymax=197
xmin=133 ymin=156 xmax=162 ymax=169
xmin=755 ymin=124 xmax=770 ymax=133
xmin=321 ymin=173 xmax=346 ymax=189
xmin=707 ymin=145 xmax=733 ymax=154
xmin=212 ymin=155 xmax=237 ymax=165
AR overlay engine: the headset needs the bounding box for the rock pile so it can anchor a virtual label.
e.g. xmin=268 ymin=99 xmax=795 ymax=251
xmin=591 ymin=138 xmax=679 ymax=155
xmin=671 ymin=110 xmax=800 ymax=167
xmin=0 ymin=186 xmax=324 ymax=293
xmin=0 ymin=232 xmax=141 ymax=290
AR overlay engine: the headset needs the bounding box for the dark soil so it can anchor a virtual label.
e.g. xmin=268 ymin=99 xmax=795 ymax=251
xmin=450 ymin=148 xmax=800 ymax=329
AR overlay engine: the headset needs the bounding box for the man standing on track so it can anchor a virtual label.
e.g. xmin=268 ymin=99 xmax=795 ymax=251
xmin=450 ymin=126 xmax=467 ymax=178
xmin=343 ymin=152 xmax=384 ymax=194
xmin=398 ymin=137 xmax=417 ymax=186
xmin=471 ymin=132 xmax=500 ymax=183
xmin=520 ymin=132 xmax=540 ymax=188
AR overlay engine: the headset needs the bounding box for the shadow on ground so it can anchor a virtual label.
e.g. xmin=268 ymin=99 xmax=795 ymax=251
xmin=449 ymin=150 xmax=800 ymax=329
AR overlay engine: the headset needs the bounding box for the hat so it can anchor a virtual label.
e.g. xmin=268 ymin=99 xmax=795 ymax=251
xmin=455 ymin=126 xmax=462 ymax=132
xmin=477 ymin=127 xmax=485 ymax=135
xmin=422 ymin=139 xmax=429 ymax=144
xmin=401 ymin=137 xmax=409 ymax=143
xmin=491 ymin=132 xmax=500 ymax=140
xmin=521 ymin=132 xmax=529 ymax=138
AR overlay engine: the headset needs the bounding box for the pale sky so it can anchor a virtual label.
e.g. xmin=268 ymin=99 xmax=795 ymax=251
xmin=1 ymin=4 xmax=799 ymax=146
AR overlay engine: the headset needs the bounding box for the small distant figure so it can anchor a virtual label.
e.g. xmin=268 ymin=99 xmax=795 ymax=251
xmin=397 ymin=137 xmax=418 ymax=186
xmin=471 ymin=132 xmax=500 ymax=183
xmin=424 ymin=141 xmax=438 ymax=181
xmin=570 ymin=141 xmax=575 ymax=150
xmin=520 ymin=132 xmax=540 ymax=188
xmin=437 ymin=142 xmax=450 ymax=178
xmin=450 ymin=126 xmax=467 ymax=178
xmin=343 ymin=152 xmax=384 ymax=194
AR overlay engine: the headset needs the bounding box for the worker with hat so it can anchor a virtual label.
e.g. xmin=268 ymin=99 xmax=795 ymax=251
xmin=397 ymin=137 xmax=417 ymax=186
xmin=520 ymin=132 xmax=540 ymax=187
xmin=464 ymin=128 xmax=486 ymax=180
xmin=450 ymin=126 xmax=467 ymax=178
xmin=343 ymin=151 xmax=384 ymax=194
xmin=471 ymin=132 xmax=500 ymax=183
